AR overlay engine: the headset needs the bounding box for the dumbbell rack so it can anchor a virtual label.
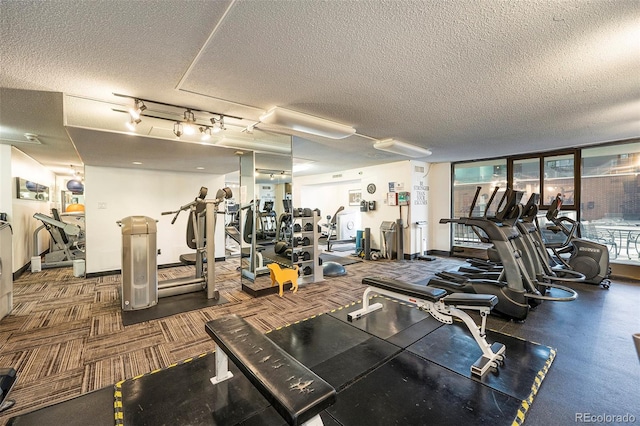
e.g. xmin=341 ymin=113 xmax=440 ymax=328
xmin=292 ymin=213 xmax=323 ymax=284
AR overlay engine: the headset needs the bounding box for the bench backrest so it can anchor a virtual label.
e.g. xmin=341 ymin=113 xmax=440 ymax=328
xmin=206 ymin=315 xmax=336 ymax=426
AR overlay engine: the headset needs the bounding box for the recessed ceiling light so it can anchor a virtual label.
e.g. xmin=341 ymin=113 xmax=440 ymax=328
xmin=132 ymin=161 xmax=143 ymax=165
xmin=196 ymin=166 xmax=205 ymax=170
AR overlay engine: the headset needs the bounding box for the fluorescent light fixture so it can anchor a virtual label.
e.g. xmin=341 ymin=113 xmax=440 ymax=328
xmin=217 ymin=136 xmax=291 ymax=155
xmin=292 ymin=158 xmax=315 ymax=173
xmin=373 ymin=139 xmax=432 ymax=158
xmin=259 ymin=107 xmax=355 ymax=139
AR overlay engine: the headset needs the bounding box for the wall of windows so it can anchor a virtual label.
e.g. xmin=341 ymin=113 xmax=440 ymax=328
xmin=452 ymin=159 xmax=506 ymax=246
xmin=580 ymin=142 xmax=640 ymax=261
xmin=451 ymin=140 xmax=640 ymax=263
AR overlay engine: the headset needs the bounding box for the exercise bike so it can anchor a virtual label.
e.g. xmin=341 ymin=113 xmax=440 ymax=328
xmin=541 ymin=194 xmax=611 ymax=288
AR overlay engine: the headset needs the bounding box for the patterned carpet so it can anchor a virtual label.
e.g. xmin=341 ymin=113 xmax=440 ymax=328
xmin=0 ymin=255 xmax=464 ymax=424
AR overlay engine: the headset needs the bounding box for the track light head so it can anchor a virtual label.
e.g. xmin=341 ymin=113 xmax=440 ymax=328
xmin=173 ymin=122 xmax=183 ymax=138
xmin=129 ymin=99 xmax=147 ymax=120
xmin=183 ymin=109 xmax=196 ymax=135
xmin=210 ymin=116 xmax=225 ymax=133
xmin=199 ymin=126 xmax=212 ymax=141
xmin=183 ymin=109 xmax=195 ymax=122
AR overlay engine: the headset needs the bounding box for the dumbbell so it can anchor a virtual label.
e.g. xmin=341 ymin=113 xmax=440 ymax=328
xmin=304 ymin=222 xmax=314 ymax=231
xmin=293 ymin=236 xmax=310 ymax=247
xmin=303 ymin=266 xmax=312 ymax=275
xmin=300 ymin=251 xmax=311 ymax=261
xmin=293 ymin=223 xmax=302 ymax=232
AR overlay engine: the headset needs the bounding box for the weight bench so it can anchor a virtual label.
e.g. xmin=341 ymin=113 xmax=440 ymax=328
xmin=348 ymin=277 xmax=506 ymax=378
xmin=205 ymin=315 xmax=336 ymax=426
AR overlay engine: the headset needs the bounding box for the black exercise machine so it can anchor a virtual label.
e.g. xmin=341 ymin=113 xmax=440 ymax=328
xmin=432 ymin=188 xmax=578 ymax=320
xmin=542 ymin=194 xmax=611 ymax=288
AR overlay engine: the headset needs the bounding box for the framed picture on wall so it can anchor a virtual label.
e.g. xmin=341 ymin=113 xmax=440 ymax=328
xmin=348 ymin=189 xmax=361 ymax=206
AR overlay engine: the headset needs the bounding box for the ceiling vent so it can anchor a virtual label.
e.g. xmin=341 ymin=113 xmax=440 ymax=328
xmin=23 ymin=133 xmax=42 ymax=144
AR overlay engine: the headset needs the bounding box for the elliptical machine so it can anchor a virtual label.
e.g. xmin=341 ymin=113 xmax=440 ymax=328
xmin=432 ymin=188 xmax=578 ymax=321
xmin=542 ymin=194 xmax=611 ymax=288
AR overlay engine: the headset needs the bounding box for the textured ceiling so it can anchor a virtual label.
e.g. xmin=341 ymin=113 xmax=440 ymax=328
xmin=1 ymin=0 xmax=639 ymax=177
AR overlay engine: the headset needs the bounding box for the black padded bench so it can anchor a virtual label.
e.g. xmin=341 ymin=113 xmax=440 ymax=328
xmin=205 ymin=315 xmax=336 ymax=426
xmin=361 ymin=276 xmax=498 ymax=309
xmin=349 ymin=276 xmax=505 ymax=377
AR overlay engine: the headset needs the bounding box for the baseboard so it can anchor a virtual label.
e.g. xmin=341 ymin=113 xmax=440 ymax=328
xmin=86 ymin=257 xmax=228 ymax=279
xmin=13 ymin=262 xmax=31 ymax=281
xmin=428 ymin=249 xmax=452 ymax=257
xmin=86 ymin=269 xmax=121 ymax=279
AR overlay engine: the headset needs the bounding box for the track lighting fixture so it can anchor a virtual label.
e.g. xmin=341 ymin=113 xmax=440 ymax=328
xmin=113 ymin=93 xmax=243 ymax=137
xmin=173 ymin=122 xmax=183 ymax=138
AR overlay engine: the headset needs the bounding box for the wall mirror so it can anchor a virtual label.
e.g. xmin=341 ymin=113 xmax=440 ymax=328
xmin=239 ymin=132 xmax=292 ymax=295
xmin=16 ymin=177 xmax=49 ymax=201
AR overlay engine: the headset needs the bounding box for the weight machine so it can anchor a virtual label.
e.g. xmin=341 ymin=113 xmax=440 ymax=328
xmin=32 ymin=209 xmax=85 ymax=271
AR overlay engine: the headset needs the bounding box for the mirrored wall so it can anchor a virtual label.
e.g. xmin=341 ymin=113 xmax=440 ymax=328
xmin=238 ymin=134 xmax=293 ymax=295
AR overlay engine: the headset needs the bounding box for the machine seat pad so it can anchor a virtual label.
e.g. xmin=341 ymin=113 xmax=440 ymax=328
xmin=362 ymin=277 xmax=447 ymax=302
xmin=442 ymin=293 xmax=498 ymax=308
xmin=205 ymin=315 xmax=336 ymax=426
xmin=179 ymin=252 xmax=205 ymax=265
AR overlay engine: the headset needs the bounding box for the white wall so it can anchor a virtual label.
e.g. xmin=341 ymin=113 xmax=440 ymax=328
xmin=298 ymin=179 xmax=361 ymax=225
xmin=10 ymin=147 xmax=56 ymax=272
xmin=428 ymin=162 xmax=452 ymax=252
xmin=294 ymin=161 xmax=423 ymax=252
xmin=84 ymin=166 xmax=227 ymax=274
xmin=358 ymin=161 xmax=412 ymax=252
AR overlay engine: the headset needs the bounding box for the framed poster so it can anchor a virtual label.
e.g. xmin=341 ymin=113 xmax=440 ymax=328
xmin=348 ymin=189 xmax=361 ymax=206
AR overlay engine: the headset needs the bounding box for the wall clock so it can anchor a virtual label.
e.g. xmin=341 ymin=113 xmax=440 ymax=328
xmin=367 ymin=183 xmax=376 ymax=194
